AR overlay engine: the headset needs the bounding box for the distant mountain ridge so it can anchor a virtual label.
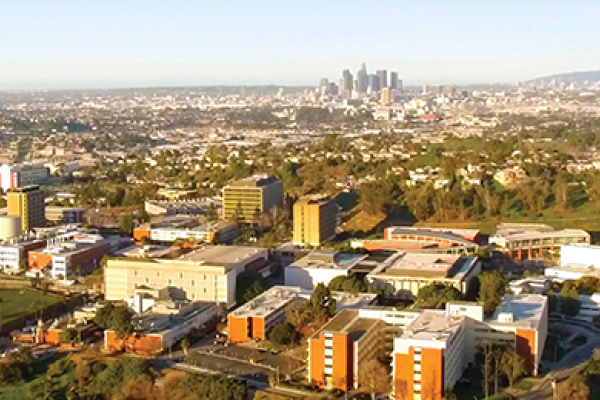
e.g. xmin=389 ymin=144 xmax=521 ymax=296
xmin=527 ymin=70 xmax=600 ymax=85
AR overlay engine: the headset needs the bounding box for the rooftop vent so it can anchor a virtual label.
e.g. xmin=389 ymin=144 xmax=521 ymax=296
xmin=498 ymin=312 xmax=514 ymax=323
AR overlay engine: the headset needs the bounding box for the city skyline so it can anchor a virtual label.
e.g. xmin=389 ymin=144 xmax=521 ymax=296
xmin=1 ymin=0 xmax=600 ymax=90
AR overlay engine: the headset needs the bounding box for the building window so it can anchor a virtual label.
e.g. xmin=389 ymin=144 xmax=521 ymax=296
xmin=134 ymin=270 xmax=138 ymax=277
xmin=203 ymin=288 xmax=208 ymax=294
xmin=180 ymin=273 xmax=184 ymax=279
xmin=145 ymin=277 xmax=149 ymax=284
xmin=191 ymin=280 xmax=196 ymax=287
xmin=156 ymin=271 xmax=160 ymax=277
xmin=191 ymin=293 xmax=196 ymax=300
xmin=204 ymin=274 xmax=207 ymax=280
xmin=168 ymin=278 xmax=173 ymax=285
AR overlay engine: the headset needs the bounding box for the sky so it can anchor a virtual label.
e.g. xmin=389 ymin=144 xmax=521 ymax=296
xmin=0 ymin=0 xmax=599 ymax=90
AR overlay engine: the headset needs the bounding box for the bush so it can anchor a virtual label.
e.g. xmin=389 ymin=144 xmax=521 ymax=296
xmin=485 ymin=392 xmax=515 ymax=400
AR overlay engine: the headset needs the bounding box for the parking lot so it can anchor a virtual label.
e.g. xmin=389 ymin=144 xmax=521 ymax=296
xmin=182 ymin=339 xmax=304 ymax=383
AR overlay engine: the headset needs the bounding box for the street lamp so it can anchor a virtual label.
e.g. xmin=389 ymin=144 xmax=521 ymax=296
xmin=551 ymin=377 xmax=557 ymax=400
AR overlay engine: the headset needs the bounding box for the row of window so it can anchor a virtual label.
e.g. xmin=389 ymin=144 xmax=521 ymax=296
xmin=134 ymin=270 xmax=214 ymax=281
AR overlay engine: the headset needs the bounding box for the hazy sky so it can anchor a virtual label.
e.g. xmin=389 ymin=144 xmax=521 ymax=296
xmin=1 ymin=0 xmax=599 ymax=90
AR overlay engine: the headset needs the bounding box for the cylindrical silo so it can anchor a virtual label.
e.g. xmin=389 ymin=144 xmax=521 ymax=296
xmin=0 ymin=215 xmax=22 ymax=240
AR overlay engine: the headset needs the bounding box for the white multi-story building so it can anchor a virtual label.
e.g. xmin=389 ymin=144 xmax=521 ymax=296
xmin=0 ymin=164 xmax=49 ymax=192
xmin=284 ymin=250 xmax=367 ymax=289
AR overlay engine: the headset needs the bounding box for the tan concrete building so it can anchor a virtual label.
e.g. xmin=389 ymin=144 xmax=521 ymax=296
xmin=222 ymin=175 xmax=284 ymax=221
xmin=293 ymin=195 xmax=338 ymax=247
xmin=7 ymin=186 xmax=45 ymax=233
xmin=104 ymin=246 xmax=269 ymax=308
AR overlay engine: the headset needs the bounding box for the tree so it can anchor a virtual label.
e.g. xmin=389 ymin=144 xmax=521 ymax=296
xmin=477 ymin=341 xmax=495 ymax=399
xmin=235 ymin=271 xmax=266 ymax=304
xmin=181 ymin=337 xmax=190 ymax=356
xmin=111 ymin=306 xmax=134 ymax=341
xmin=501 ymin=349 xmax=527 ymax=387
xmin=59 ymin=328 xmax=80 ymax=345
xmin=441 ymin=389 xmax=458 ymax=400
xmin=478 ymin=271 xmax=508 ymax=315
xmin=137 ymin=207 xmax=150 ymax=224
xmin=308 ymin=283 xmax=336 ymax=318
xmin=93 ymin=303 xmax=133 ymax=343
xmin=18 ymin=258 xmax=28 ymax=273
xmin=557 ymin=374 xmax=590 ymax=400
xmin=560 ymin=282 xmax=581 ymax=317
xmin=269 ymin=323 xmax=299 ymax=346
xmin=206 ymin=203 xmax=218 ymax=222
xmin=285 ymin=301 xmax=313 ymax=329
xmin=119 ymin=213 xmax=135 ymax=235
xmin=328 ymin=275 xmax=368 ymax=294
xmin=415 ymin=283 xmax=462 ymax=309
xmin=359 ymin=182 xmax=389 ymax=217
xmin=359 ymin=359 xmax=390 ymax=400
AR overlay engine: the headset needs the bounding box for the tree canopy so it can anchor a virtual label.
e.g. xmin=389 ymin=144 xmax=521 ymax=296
xmin=328 ymin=275 xmax=368 ymax=294
xmin=478 ymin=271 xmax=508 ymax=315
xmin=235 ymin=271 xmax=266 ymax=304
xmin=269 ymin=322 xmax=300 ymax=346
xmin=415 ymin=283 xmax=463 ymax=309
xmin=308 ymin=283 xmax=337 ymax=318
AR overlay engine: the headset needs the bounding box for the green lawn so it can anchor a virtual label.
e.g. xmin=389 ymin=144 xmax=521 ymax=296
xmin=418 ymin=203 xmax=600 ymax=236
xmin=0 ymin=288 xmax=64 ymax=326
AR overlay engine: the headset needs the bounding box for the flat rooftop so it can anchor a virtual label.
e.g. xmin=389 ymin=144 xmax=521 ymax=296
xmin=292 ymin=250 xmax=366 ymax=271
xmin=386 ymin=227 xmax=478 ymax=244
xmin=227 ymin=175 xmax=280 ymax=188
xmin=400 ymin=309 xmax=465 ymax=342
xmin=488 ymin=294 xmax=547 ymax=329
xmin=492 ymin=223 xmax=589 ymax=242
xmin=311 ymin=309 xmax=380 ymax=342
xmin=295 ymin=194 xmax=333 ymax=206
xmin=231 ymin=286 xmax=302 ymax=318
xmin=133 ymin=301 xmax=217 ymax=334
xmin=371 ymin=253 xmax=478 ymax=280
xmin=179 ymin=245 xmax=266 ymax=265
xmin=230 ymin=286 xmax=377 ymax=319
xmin=140 ymin=217 xmax=234 ymax=232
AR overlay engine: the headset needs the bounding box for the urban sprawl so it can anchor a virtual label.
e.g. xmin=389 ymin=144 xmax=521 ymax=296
xmin=1 ymin=66 xmax=600 ymax=399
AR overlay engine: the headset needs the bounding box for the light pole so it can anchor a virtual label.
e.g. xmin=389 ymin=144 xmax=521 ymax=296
xmin=551 ymin=377 xmax=557 ymax=400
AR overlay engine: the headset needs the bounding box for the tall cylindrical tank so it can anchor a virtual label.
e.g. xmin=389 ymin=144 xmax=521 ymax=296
xmin=0 ymin=215 xmax=22 ymax=240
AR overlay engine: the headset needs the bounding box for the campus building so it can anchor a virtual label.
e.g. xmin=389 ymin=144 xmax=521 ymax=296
xmin=308 ymin=309 xmax=385 ymax=391
xmin=228 ymin=285 xmax=377 ymax=344
xmin=357 ymin=226 xmax=480 ymax=254
xmin=144 ymin=199 xmax=216 ymax=216
xmin=7 ymin=186 xmax=45 ymax=233
xmin=366 ymin=253 xmax=481 ymax=299
xmin=392 ymin=296 xmax=548 ymax=400
xmin=0 ymin=163 xmax=49 ymax=192
xmin=489 ymin=223 xmax=590 ymax=260
xmin=284 ymin=250 xmax=367 ymax=289
xmin=45 ymin=206 xmax=86 ymax=225
xmin=306 ymin=295 xmax=548 ymax=399
xmin=104 ymin=246 xmax=270 ymax=308
xmin=0 ymin=239 xmax=45 ymax=274
xmin=222 ymin=175 xmax=284 ymax=221
xmin=28 ymin=232 xmax=111 ymax=279
xmin=133 ymin=218 xmax=239 ymax=245
xmin=293 ymin=195 xmax=338 ymax=247
xmin=104 ymin=297 xmax=221 ymax=355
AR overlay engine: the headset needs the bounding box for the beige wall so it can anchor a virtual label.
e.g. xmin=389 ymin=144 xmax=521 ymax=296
xmin=105 ymin=259 xmax=236 ymax=306
xmin=293 ymin=199 xmax=338 ymax=247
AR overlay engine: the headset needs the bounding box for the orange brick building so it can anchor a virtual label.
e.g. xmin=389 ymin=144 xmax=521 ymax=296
xmin=307 ymin=309 xmax=383 ymax=391
xmin=103 ymin=301 xmax=219 ymax=355
xmin=228 ymin=287 xmax=298 ymax=343
xmin=305 ymin=295 xmax=547 ymax=399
